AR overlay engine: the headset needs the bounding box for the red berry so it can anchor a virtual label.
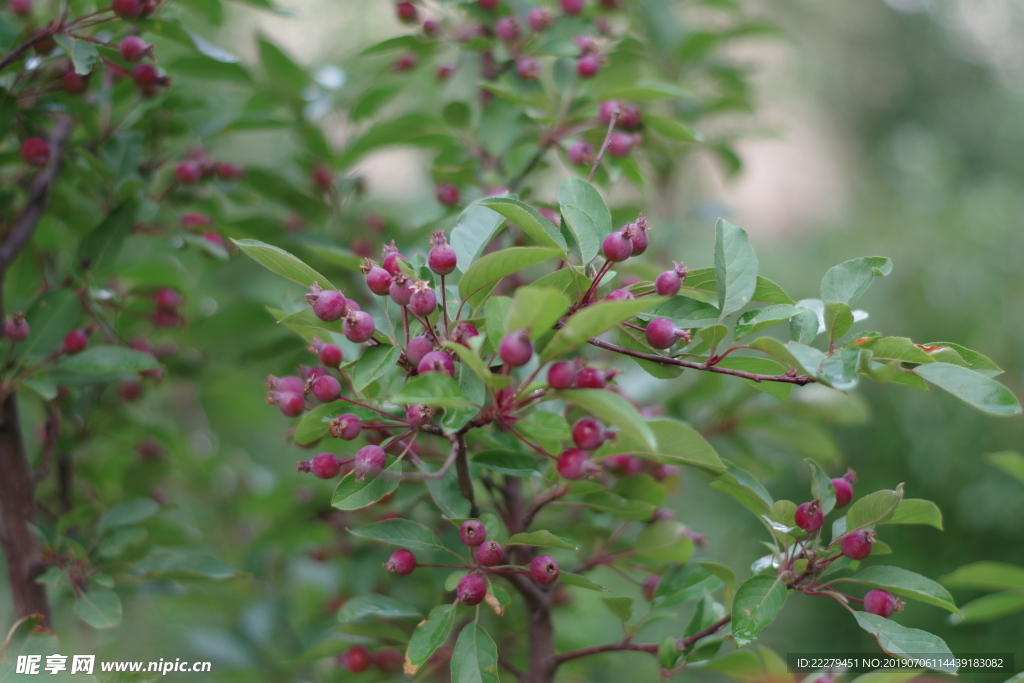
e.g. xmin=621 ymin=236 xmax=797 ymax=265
xmin=318 ymin=343 xmax=343 ymax=368
xmin=21 ymin=138 xmax=50 ymax=167
xmin=602 ymin=229 xmax=633 ymax=262
xmin=475 ymin=540 xmax=504 ymax=566
xmin=181 ymin=211 xmax=211 ymax=228
xmin=214 ymin=162 xmax=243 ymax=179
xmin=62 ymin=71 xmax=88 ymax=94
xmin=119 ymin=35 xmax=148 ymax=62
xmin=118 ymin=381 xmax=142 ymax=401
xmin=385 ymin=549 xmax=417 ymax=575
xmin=409 ymin=282 xmax=437 ymax=317
xmin=132 ymin=63 xmax=161 ymax=87
xmin=864 ymin=589 xmax=902 ymax=618
xmin=310 ymin=453 xmax=343 ymax=479
xmin=547 ymin=361 xmax=576 ymax=390
xmin=394 ymin=53 xmax=417 ymax=71
xmin=365 ymin=265 xmax=393 ymax=295
xmin=309 ymin=289 xmax=347 ymax=322
xmin=275 ymin=391 xmax=305 ymax=417
xmin=4 ymin=315 xmax=29 ymax=342
xmin=655 ymin=270 xmax=681 ymax=297
xmin=604 ymin=288 xmax=633 ymax=301
xmin=32 ymin=30 xmax=55 ymax=55
xmin=8 ymin=0 xmax=30 ymax=16
xmin=436 ymin=183 xmax=460 ymax=206
xmin=577 ymin=54 xmax=600 ymax=78
xmin=273 ymin=375 xmax=306 ymax=393
xmin=574 ymin=367 xmax=607 ymax=389
xmin=175 ymin=161 xmax=201 ymax=185
xmin=343 ymin=311 xmax=376 ymax=343
xmin=312 ymin=164 xmax=332 ymax=190
xmin=112 ymin=0 xmax=141 ymax=17
xmin=572 ymin=417 xmax=607 ymax=450
xmin=154 ymin=288 xmax=180 ymax=311
xmin=422 ymin=19 xmax=440 ymax=35
xmin=794 ymin=501 xmax=824 ymax=533
xmin=459 ymin=520 xmax=487 ymax=546
xmin=645 ymin=318 xmax=681 ymax=350
xmin=396 ymin=1 xmax=418 ymax=23
xmin=642 ymin=575 xmax=659 ymax=601
xmin=607 ymin=131 xmax=635 ymax=157
xmin=567 ymin=141 xmax=595 ymax=166
xmin=841 ymin=529 xmax=876 ymax=560
xmin=499 ymin=330 xmax=532 ymax=367
xmin=516 ymin=57 xmax=542 ymax=82
xmin=389 ymin=276 xmax=414 ymax=306
xmin=202 ymin=232 xmax=225 ymax=250
xmin=598 ymin=100 xmax=620 ymax=125
xmin=604 ymin=454 xmax=640 ymax=476
xmin=437 ymin=64 xmax=455 ymax=81
xmin=341 ymin=646 xmax=372 ymax=673
xmin=310 ymin=375 xmax=341 ymax=402
xmin=561 ymin=0 xmax=585 ymax=14
xmin=495 ymin=16 xmax=520 ymax=42
xmin=457 ymin=573 xmax=487 ymax=605
xmin=477 ymin=0 xmax=498 ymax=9
xmin=627 ymin=220 xmax=649 ymax=255
xmin=381 ymin=245 xmax=406 ymax=276
xmin=355 ymin=445 xmax=386 ymax=480
xmin=530 ymin=555 xmax=559 ymax=585
xmin=405 ymin=404 xmax=431 ymax=426
xmin=527 ymin=7 xmax=552 ymax=30
xmin=452 ymin=323 xmax=479 ymax=347
xmin=618 ymin=104 xmax=643 ymax=129
xmin=62 ymin=329 xmax=89 ymax=355
xmin=406 ymin=335 xmax=433 ymax=367
xmin=557 ymin=447 xmax=593 ymax=480
xmin=329 ymin=413 xmax=362 ymax=440
xmin=832 ymin=477 xmax=853 ymax=508
xmin=374 ymin=648 xmax=403 ymax=673
xmin=428 ymin=231 xmax=457 ymax=275
xmin=418 ymin=350 xmax=455 ymax=377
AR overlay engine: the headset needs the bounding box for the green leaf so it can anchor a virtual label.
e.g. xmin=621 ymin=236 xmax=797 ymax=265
xmin=559 ymin=388 xmax=657 ymax=451
xmin=417 ymin=460 xmax=472 ymax=520
xmin=54 ymin=35 xmax=98 ymax=75
xmin=710 ymin=460 xmax=774 ymax=515
xmin=451 ymin=203 xmax=508 ymax=273
xmin=731 ymin=575 xmax=787 ymax=646
xmin=350 ymin=344 xmax=402 ymax=392
xmin=338 ymin=594 xmax=422 ymax=622
xmin=349 ymin=519 xmax=443 ymax=551
xmin=820 ymin=256 xmax=892 ymax=306
xmin=984 ymin=451 xmax=1024 ymax=484
xmin=450 ymin=623 xmax=500 ymax=683
xmin=956 ymin=591 xmax=1024 ymax=622
xmin=77 ymin=199 xmax=138 ymax=272
xmin=97 ymin=498 xmax=159 ymax=534
xmin=699 ymin=324 xmax=729 ymax=351
xmin=645 ymin=114 xmax=700 ymax=142
xmin=602 ymin=81 xmax=689 ymax=100
xmin=940 ymin=562 xmax=1024 ymax=591
xmin=734 ymin=305 xmax=800 ymax=341
xmin=858 ymin=337 xmax=934 ymax=364
xmin=713 ymin=219 xmax=759 ymax=318
xmin=602 ymin=597 xmax=633 ymax=623
xmin=819 ymin=346 xmax=861 ymax=391
xmin=925 ymin=341 xmax=1002 ymax=377
xmin=684 ymin=268 xmax=795 ymax=305
xmin=636 ymin=521 xmax=694 ymax=563
xmin=699 ymin=561 xmax=736 ymax=593
xmin=168 ymin=55 xmax=253 ymax=83
xmin=654 ymin=562 xmax=724 ymax=608
xmin=477 ymin=197 xmax=566 ymax=251
xmin=60 ymin=346 xmax=159 ymax=374
xmin=616 ymin=327 xmax=683 ymax=379
xmin=748 ymin=337 xmax=823 ymax=377
xmin=135 ymin=549 xmax=235 ymax=579
xmin=911 ymin=363 xmax=1021 ymax=417
xmin=556 ymin=177 xmax=613 ymax=263
xmin=393 ymin=373 xmax=470 ymax=408
xmin=715 ymin=356 xmax=794 ymax=400
xmin=849 ymin=671 xmax=925 ymax=683
xmin=598 ymin=419 xmax=724 ymax=474
xmin=578 ymin=489 xmax=656 ymax=520
xmin=505 ymin=286 xmax=570 ymax=339
xmin=846 ymin=566 xmax=959 ymax=615
xmin=806 ymin=459 xmax=836 ymax=516
xmin=543 ymin=298 xmax=665 ymax=361
xmin=642 ymin=295 xmax=721 ymax=329
xmin=258 ymin=35 xmax=307 ymax=94
xmin=332 ymin=461 xmax=402 ymax=511
xmin=352 ymin=84 xmax=402 ymax=121
xmin=852 ymin=613 xmax=954 ymax=672
xmin=790 ymin=306 xmax=820 ymax=344
xmin=558 ymin=572 xmax=608 ymax=591
xmin=471 ymin=450 xmax=542 ymax=476
xmin=74 ymin=589 xmax=122 ymax=629
xmin=882 ymin=499 xmax=943 ymax=530
xmin=233 ymin=239 xmax=334 ymax=289
xmin=824 ymin=301 xmax=854 ymax=346
xmin=445 ymin=342 xmax=501 ymax=389
xmin=406 ymin=604 xmax=455 ymax=672
xmin=507 ymin=530 xmax=578 ymax=551
xmin=458 ymin=247 xmax=562 ymax=300
xmin=846 ymin=485 xmax=904 ymax=531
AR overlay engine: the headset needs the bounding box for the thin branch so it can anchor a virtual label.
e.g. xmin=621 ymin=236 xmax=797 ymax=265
xmin=555 ymin=640 xmax=658 ymax=664
xmin=453 ymin=433 xmax=479 ymax=517
xmin=676 ymin=615 xmax=732 ymax=652
xmin=588 ymin=106 xmax=620 ymax=183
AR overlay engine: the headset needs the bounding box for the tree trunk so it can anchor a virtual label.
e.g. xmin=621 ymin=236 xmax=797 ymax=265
xmin=524 ymin=599 xmax=556 ymax=683
xmin=0 ymin=391 xmax=50 ymax=624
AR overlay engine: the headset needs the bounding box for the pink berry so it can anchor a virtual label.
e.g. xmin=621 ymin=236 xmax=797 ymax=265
xmin=557 ymin=447 xmax=593 ymax=479
xmin=460 ymin=520 xmax=487 ymax=546
xmin=561 ymin=0 xmax=585 ymax=14
xmin=409 ymin=282 xmax=437 ymax=317
xmin=63 ymin=71 xmax=88 ymax=94
xmin=355 ymin=445 xmax=386 ymax=480
xmin=567 ymin=141 xmax=595 ymax=166
xmin=577 ymin=54 xmax=600 ymax=78
xmin=627 ymin=219 xmax=649 ymax=255
xmin=833 ymin=469 xmax=856 ymax=508
xmin=655 ymin=270 xmax=681 ymax=297
xmin=527 ymin=7 xmax=552 ymax=30
xmin=154 ymin=288 xmax=180 ymax=310
xmin=451 ymin=323 xmax=479 ymax=347
xmin=309 ymin=289 xmax=347 ymax=322
xmin=841 ymin=529 xmax=876 ymax=560
xmin=604 ymin=288 xmax=633 ymax=301
xmin=4 ymin=315 xmax=29 ymax=341
xmin=495 ymin=16 xmax=520 ymax=42
xmin=310 ymin=453 xmax=343 ymax=479
xmin=62 ymin=329 xmax=89 ymax=355
xmin=405 ymin=404 xmax=431 ymax=426
xmin=318 ymin=343 xmax=343 ymax=367
xmin=437 ymin=64 xmax=455 ymax=81
xmin=794 ymin=501 xmax=824 ymax=532
xmin=517 ymin=57 xmax=542 ymax=82
xmin=604 ymin=454 xmax=640 ymax=476
xmin=312 ymin=164 xmax=332 ymax=190
xmin=119 ymin=35 xmax=148 ymax=62
xmin=310 ymin=375 xmax=341 ymax=403
xmin=547 ymin=361 xmax=576 ymax=390
xmin=864 ymin=589 xmax=902 ymax=618
xmin=214 ymin=162 xmax=243 ymax=179
xmin=457 ymin=573 xmax=487 ymax=605
xmin=602 ymin=229 xmax=633 ymax=262
xmin=475 ymin=540 xmax=504 ymax=566
xmin=112 ymin=0 xmax=141 ymax=18
xmin=645 ymin=318 xmax=681 ymax=350
xmin=607 ymin=132 xmax=635 ymax=157
xmin=330 ymin=413 xmax=362 ymax=440
xmin=394 ymin=53 xmax=417 ymax=71
xmin=574 ymin=367 xmax=607 ymax=389
xmin=175 ymin=161 xmax=201 ymax=185
xmin=530 ymin=555 xmax=559 ymax=585
xmin=436 ymin=183 xmax=460 ymax=206
xmin=381 ymin=245 xmax=406 ymax=276
xmin=8 ymin=0 xmax=30 ymax=16
xmin=385 ymin=549 xmax=417 ymax=575
xmin=273 ymin=375 xmax=306 ymax=393
xmin=342 ymin=646 xmax=372 ymax=673
xmin=499 ymin=330 xmax=533 ymax=367
xmin=428 ymin=231 xmax=457 ymax=275
xmin=575 ymin=35 xmax=599 ymax=54
xmin=396 ymin=1 xmax=417 ymax=23
xmin=418 ymin=350 xmax=455 ymax=377
xmin=642 ymin=575 xmax=659 ymax=601
xmin=422 ymin=19 xmax=440 ymax=35
xmin=118 ymin=381 xmax=142 ymax=401
xmin=365 ymin=265 xmax=393 ymax=296
xmin=132 ymin=63 xmax=161 ymax=88
xmin=389 ymin=276 xmax=414 ymax=306
xmin=618 ymin=104 xmax=643 ymax=129
xmin=21 ymin=138 xmax=50 ymax=167
xmin=276 ymin=391 xmax=305 ymax=417
xmin=406 ymin=335 xmax=433 ymax=367
xmin=343 ymin=311 xmax=376 ymax=343
xmin=571 ymin=418 xmax=607 ymax=451
xmin=477 ymin=0 xmax=498 ymax=9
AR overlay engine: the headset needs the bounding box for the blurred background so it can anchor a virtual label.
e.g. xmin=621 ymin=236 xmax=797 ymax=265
xmin=4 ymin=0 xmax=1024 ymax=681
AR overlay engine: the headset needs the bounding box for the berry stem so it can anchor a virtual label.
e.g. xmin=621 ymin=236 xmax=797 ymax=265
xmin=335 ymin=394 xmax=406 ymax=422
xmin=588 ymin=105 xmax=620 ymax=183
xmin=440 ymin=275 xmax=450 ymax=337
xmin=453 ymin=433 xmax=479 ymax=517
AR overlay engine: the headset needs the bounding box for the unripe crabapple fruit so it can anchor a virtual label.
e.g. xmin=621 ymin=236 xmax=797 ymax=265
xmin=495 ymin=16 xmax=520 ymax=42
xmin=418 ymin=350 xmax=455 ymax=377
xmin=305 ymin=453 xmax=343 ymax=479
xmin=604 ymin=288 xmax=633 ymax=301
xmin=32 ymin=30 xmax=55 ymax=55
xmin=389 ymin=275 xmax=414 ymax=306
xmin=381 ymin=244 xmax=406 ymax=276
xmin=8 ymin=0 xmax=30 ymax=16
xmin=63 ymin=72 xmax=88 ymax=94
xmin=645 ymin=318 xmax=682 ymax=350
xmin=355 ymin=445 xmax=386 ymax=481
xmin=422 ymin=19 xmax=440 ymax=36
xmin=531 ymin=555 xmax=559 ymax=585
xmin=310 ymin=375 xmax=341 ymax=402
xmin=428 ymin=231 xmax=457 ymax=275
xmin=561 ymin=0 xmax=585 ymax=15
xmin=655 ymin=263 xmax=687 ymax=296
xmin=374 ymin=648 xmax=403 ymax=673
xmin=499 ymin=329 xmax=533 ymax=367
xmin=343 ymin=311 xmax=376 ymax=343
xmin=527 ymin=7 xmax=552 ymax=30
xmin=567 ymin=141 xmax=595 ymax=166
xmin=154 ymin=288 xmax=180 ymax=311
xmin=329 ymin=413 xmax=361 ymax=440
xmin=794 ymin=500 xmax=824 ymax=532
xmin=604 ymin=454 xmax=640 ymax=476
xmin=557 ymin=447 xmax=594 ymax=480
xmin=517 ymin=57 xmax=542 ymax=82
xmin=618 ymin=104 xmax=643 ymax=130
xmin=642 ymin=575 xmax=660 ymax=601
xmin=405 ymin=404 xmax=432 ymax=426
xmin=21 ymin=138 xmax=50 ymax=167
xmin=119 ymin=35 xmax=149 ymax=62
xmin=132 ymin=63 xmax=162 ymax=89
xmin=475 ymin=540 xmax=504 ymax=566
xmin=602 ymin=229 xmax=633 ymax=262
xmin=307 ymin=289 xmax=346 ymax=322
xmin=572 ymin=417 xmax=608 ymax=450
xmin=409 ymin=282 xmax=437 ymax=317
xmin=460 ymin=519 xmax=487 ymax=546
xmin=451 ymin=322 xmax=480 ymax=347
xmin=341 ymin=646 xmax=372 ymax=673
xmin=318 ymin=343 xmax=343 ymax=367
xmin=435 ymin=183 xmax=460 ymax=206
xmin=627 ymin=217 xmax=649 ymax=255
xmin=364 ymin=264 xmax=393 ymax=296
xmin=477 ymin=0 xmax=498 ymax=10
xmin=607 ymin=132 xmax=636 ymax=157
xmin=271 ymin=375 xmax=306 ymax=393
xmin=841 ymin=529 xmax=876 ymax=560
xmin=457 ymin=573 xmax=488 ymax=605
xmin=274 ymin=392 xmax=305 ymax=417
xmin=577 ymin=54 xmax=600 ymax=78
xmin=385 ymin=549 xmax=417 ymax=575
xmin=832 ymin=468 xmax=856 ymax=508
xmin=864 ymin=589 xmax=903 ymax=618
xmin=63 ymin=329 xmax=89 ymax=355
xmin=574 ymin=367 xmax=608 ymax=389
xmin=112 ymin=0 xmax=141 ymax=18
xmin=547 ymin=361 xmax=577 ymax=390
xmin=405 ymin=335 xmax=433 ymax=367
xmin=4 ymin=314 xmax=29 ymax=342
xmin=395 ymin=1 xmax=417 ymax=23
